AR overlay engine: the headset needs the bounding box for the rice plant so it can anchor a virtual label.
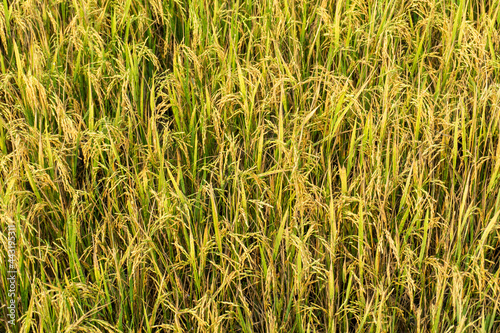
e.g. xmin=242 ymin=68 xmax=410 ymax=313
xmin=1 ymin=0 xmax=500 ymax=332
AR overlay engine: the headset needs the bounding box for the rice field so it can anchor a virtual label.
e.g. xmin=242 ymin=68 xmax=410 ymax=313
xmin=1 ymin=0 xmax=500 ymax=332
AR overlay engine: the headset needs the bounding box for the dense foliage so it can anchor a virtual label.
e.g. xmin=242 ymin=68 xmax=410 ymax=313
xmin=1 ymin=0 xmax=500 ymax=331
